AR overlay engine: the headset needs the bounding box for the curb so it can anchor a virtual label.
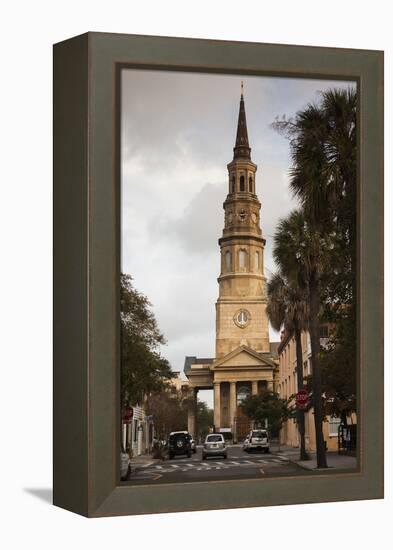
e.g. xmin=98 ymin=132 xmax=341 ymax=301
xmin=270 ymin=450 xmax=314 ymax=471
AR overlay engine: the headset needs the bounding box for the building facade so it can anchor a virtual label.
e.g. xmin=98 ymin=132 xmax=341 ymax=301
xmin=184 ymin=88 xmax=278 ymax=441
xmin=122 ymin=404 xmax=154 ymax=457
xmin=277 ymin=328 xmax=354 ymax=451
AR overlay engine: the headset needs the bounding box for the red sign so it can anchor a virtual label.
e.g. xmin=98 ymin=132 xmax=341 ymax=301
xmin=296 ymin=389 xmax=309 ymax=409
xmin=123 ymin=406 xmax=134 ymax=424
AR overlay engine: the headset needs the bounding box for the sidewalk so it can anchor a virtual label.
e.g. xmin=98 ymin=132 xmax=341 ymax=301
xmin=271 ymin=444 xmax=357 ymax=471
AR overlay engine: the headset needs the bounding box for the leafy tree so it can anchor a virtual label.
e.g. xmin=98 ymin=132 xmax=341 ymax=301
xmin=241 ymin=391 xmax=289 ymax=438
xmin=267 ymin=272 xmax=309 ymax=460
xmin=320 ymin=308 xmax=356 ymax=423
xmin=121 ymin=273 xmax=173 ymax=406
xmin=145 ymin=387 xmax=189 ymax=441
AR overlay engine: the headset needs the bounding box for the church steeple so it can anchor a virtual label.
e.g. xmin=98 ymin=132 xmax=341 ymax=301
xmin=233 ymin=82 xmax=251 ymax=160
xmin=216 ymin=87 xmax=269 ymax=359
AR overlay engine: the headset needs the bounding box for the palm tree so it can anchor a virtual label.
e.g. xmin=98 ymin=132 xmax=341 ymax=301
xmin=271 ymin=88 xmax=357 ymax=468
xmin=267 ymin=272 xmax=309 ymax=461
xmin=273 ymin=210 xmax=329 ymax=469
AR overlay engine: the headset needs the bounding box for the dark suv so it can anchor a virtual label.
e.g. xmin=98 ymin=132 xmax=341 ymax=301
xmin=168 ymin=431 xmax=193 ymax=459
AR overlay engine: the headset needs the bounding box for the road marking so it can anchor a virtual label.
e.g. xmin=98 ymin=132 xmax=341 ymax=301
xmin=260 ymin=468 xmax=265 ymax=475
xmin=258 ymin=460 xmax=268 ymax=464
xmin=171 ymin=464 xmax=180 ymax=468
xmin=230 ymin=461 xmax=241 ymax=465
xmin=214 ymin=461 xmax=226 ymax=466
xmin=243 ymin=460 xmax=254 ymax=464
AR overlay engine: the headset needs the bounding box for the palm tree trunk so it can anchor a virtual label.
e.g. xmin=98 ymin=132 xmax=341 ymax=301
xmin=309 ymin=274 xmax=328 ymax=468
xmin=294 ymin=326 xmax=309 ymax=461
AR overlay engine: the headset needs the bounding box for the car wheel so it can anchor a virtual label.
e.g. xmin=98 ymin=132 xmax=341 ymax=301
xmin=193 ymin=448 xmax=196 ymax=453
xmin=264 ymin=448 xmax=269 ymax=454
xmin=187 ymin=451 xmax=192 ymax=458
xmin=169 ymin=453 xmax=174 ymax=460
xmin=202 ymin=455 xmax=206 ymax=460
xmin=223 ymin=453 xmax=227 ymax=459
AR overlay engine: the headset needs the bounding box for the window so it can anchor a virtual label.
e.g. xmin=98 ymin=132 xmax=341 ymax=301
xmin=249 ymin=176 xmax=253 ymax=192
xmin=328 ymin=417 xmax=341 ymax=437
xmin=231 ymin=176 xmax=236 ymax=193
xmin=255 ymin=250 xmax=259 ymax=270
xmin=237 ymin=384 xmax=251 ymax=405
xmin=240 ymin=175 xmax=245 ymax=191
xmin=206 ymin=434 xmax=224 ymax=443
xmin=319 ymin=325 xmax=329 ymax=338
xmin=225 ymin=250 xmax=231 ymax=271
xmin=239 ymin=249 xmax=246 ymax=268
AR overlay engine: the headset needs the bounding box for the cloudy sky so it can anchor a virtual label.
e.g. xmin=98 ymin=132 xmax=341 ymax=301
xmin=121 ymin=69 xmax=354 ymax=405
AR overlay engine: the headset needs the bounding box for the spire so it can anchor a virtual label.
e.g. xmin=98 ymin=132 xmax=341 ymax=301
xmin=233 ymin=82 xmax=251 ymax=160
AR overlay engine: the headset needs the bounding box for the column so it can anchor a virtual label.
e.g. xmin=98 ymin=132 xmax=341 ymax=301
xmin=267 ymin=380 xmax=274 ymax=392
xmin=193 ymin=388 xmax=198 ymax=439
xmin=229 ymin=382 xmax=237 ymax=441
xmin=187 ymin=388 xmax=197 ymax=436
xmin=213 ymin=382 xmax=221 ymax=430
xmin=252 ymin=380 xmax=258 ymax=395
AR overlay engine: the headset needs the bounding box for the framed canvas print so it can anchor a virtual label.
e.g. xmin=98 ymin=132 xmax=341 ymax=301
xmin=53 ymin=32 xmax=383 ymax=517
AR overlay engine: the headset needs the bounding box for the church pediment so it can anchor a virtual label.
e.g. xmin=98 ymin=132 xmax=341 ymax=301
xmin=213 ymin=345 xmax=275 ymax=370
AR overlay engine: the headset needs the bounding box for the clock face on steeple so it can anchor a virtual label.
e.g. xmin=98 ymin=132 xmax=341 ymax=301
xmin=233 ymin=309 xmax=251 ymax=328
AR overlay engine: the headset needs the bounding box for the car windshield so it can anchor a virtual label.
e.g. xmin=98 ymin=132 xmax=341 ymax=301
xmin=206 ymin=435 xmax=223 ymax=442
xmin=252 ymin=431 xmax=267 ymax=438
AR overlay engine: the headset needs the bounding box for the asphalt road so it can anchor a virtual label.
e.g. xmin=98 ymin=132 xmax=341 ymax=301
xmin=127 ymin=445 xmax=310 ymax=485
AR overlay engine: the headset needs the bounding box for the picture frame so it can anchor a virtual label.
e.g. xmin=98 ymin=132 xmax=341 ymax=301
xmin=53 ymin=32 xmax=383 ymax=517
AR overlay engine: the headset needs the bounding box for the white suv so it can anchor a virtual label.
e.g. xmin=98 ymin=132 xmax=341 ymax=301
xmin=202 ymin=433 xmax=227 ymax=460
xmin=244 ymin=429 xmax=269 ymax=453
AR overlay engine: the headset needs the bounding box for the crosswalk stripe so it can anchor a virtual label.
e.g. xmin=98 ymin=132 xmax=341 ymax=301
xmin=230 ymin=461 xmax=240 ymax=465
xmin=258 ymin=460 xmax=268 ymax=464
xmin=215 ymin=461 xmax=226 ymax=466
xmin=171 ymin=464 xmax=180 ymax=468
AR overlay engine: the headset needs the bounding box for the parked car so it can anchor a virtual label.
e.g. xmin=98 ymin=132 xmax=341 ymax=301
xmin=244 ymin=429 xmax=269 ymax=453
xmin=202 ymin=433 xmax=227 ymax=460
xmin=189 ymin=434 xmax=197 ymax=453
xmin=120 ymin=450 xmax=131 ymax=480
xmin=168 ymin=431 xmax=193 ymax=459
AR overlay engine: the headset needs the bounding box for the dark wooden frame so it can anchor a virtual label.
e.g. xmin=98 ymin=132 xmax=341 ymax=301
xmin=53 ymin=32 xmax=383 ymax=517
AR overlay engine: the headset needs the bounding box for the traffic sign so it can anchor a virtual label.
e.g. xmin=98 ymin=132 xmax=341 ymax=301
xmin=296 ymin=389 xmax=309 ymax=409
xmin=123 ymin=406 xmax=134 ymax=424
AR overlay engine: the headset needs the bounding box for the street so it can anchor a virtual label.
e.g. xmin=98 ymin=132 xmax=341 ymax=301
xmin=127 ymin=445 xmax=311 ymax=485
